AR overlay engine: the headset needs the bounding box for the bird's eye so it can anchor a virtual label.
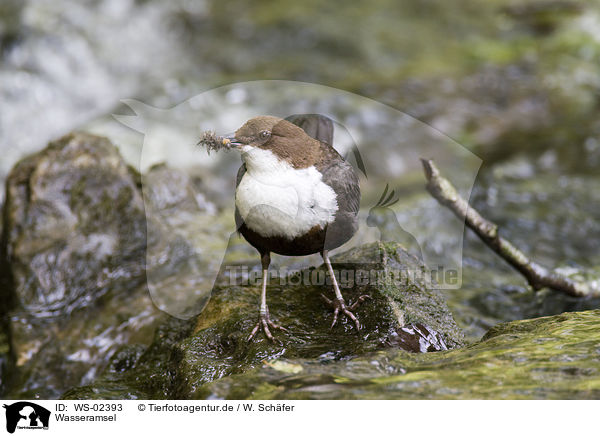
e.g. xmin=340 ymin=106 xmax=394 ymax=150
xmin=259 ymin=130 xmax=271 ymax=139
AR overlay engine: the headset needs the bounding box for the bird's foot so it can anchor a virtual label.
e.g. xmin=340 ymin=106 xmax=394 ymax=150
xmin=247 ymin=308 xmax=288 ymax=344
xmin=320 ymin=294 xmax=371 ymax=331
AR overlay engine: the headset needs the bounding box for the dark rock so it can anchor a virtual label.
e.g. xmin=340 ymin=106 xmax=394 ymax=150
xmin=0 ymin=133 xmax=165 ymax=397
xmin=2 ymin=132 xmax=147 ymax=315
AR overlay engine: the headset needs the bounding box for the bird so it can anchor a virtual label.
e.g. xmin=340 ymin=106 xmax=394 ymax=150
xmin=223 ymin=114 xmax=367 ymax=342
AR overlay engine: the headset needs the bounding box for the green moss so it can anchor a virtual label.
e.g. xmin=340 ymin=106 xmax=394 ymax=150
xmin=197 ymin=310 xmax=600 ymax=399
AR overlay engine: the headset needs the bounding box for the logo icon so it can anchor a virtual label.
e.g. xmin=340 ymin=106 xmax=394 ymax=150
xmin=3 ymin=402 xmax=50 ymax=433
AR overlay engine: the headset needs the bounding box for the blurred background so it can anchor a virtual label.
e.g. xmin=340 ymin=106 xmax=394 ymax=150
xmin=1 ymin=0 xmax=600 ymax=337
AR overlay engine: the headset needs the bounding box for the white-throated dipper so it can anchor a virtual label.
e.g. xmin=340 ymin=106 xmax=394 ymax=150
xmin=222 ymin=114 xmax=367 ymax=342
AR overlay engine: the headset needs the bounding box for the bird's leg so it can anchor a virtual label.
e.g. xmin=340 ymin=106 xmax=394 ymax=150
xmin=248 ymin=252 xmax=288 ymax=343
xmin=321 ymin=250 xmax=371 ymax=331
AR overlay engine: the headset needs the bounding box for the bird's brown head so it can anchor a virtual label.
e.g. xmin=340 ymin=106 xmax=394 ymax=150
xmin=228 ymin=116 xmax=322 ymax=169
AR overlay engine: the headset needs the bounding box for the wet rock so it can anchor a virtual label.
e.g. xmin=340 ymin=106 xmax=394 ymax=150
xmin=2 ymin=132 xmax=147 ymax=314
xmin=0 ymin=133 xmax=165 ymax=397
xmin=62 ymin=317 xmax=193 ymax=400
xmin=195 ymin=309 xmax=600 ymax=399
xmin=64 ymin=241 xmax=465 ymax=399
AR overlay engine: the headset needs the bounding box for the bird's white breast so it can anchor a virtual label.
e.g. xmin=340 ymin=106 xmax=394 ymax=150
xmin=235 ymin=147 xmax=338 ymax=239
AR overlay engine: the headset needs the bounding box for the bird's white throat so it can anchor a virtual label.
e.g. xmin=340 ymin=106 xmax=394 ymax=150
xmin=236 ymin=147 xmax=338 ymax=239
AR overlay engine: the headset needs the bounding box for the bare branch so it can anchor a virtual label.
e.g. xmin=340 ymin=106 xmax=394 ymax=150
xmin=421 ymin=158 xmax=599 ymax=298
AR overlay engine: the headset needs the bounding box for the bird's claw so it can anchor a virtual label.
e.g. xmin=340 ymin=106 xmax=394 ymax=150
xmin=247 ymin=308 xmax=288 ymax=344
xmin=320 ymin=294 xmax=371 ymax=331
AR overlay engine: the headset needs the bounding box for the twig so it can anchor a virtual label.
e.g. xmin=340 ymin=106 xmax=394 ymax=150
xmin=421 ymin=158 xmax=599 ymax=298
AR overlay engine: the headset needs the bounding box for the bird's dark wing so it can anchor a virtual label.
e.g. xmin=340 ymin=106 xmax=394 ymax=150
xmin=316 ymin=142 xmax=360 ymax=215
xmin=234 ymin=163 xmax=246 ymax=231
xmin=316 ymin=142 xmax=360 ymax=250
xmin=285 ymin=114 xmax=334 ymax=145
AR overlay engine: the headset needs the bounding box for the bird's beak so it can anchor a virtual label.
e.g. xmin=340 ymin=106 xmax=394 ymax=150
xmin=223 ymin=133 xmax=243 ymax=149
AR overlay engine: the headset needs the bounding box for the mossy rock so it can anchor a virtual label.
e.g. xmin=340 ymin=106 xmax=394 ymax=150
xmin=64 ymin=241 xmax=465 ymax=399
xmin=195 ymin=309 xmax=600 ymax=399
